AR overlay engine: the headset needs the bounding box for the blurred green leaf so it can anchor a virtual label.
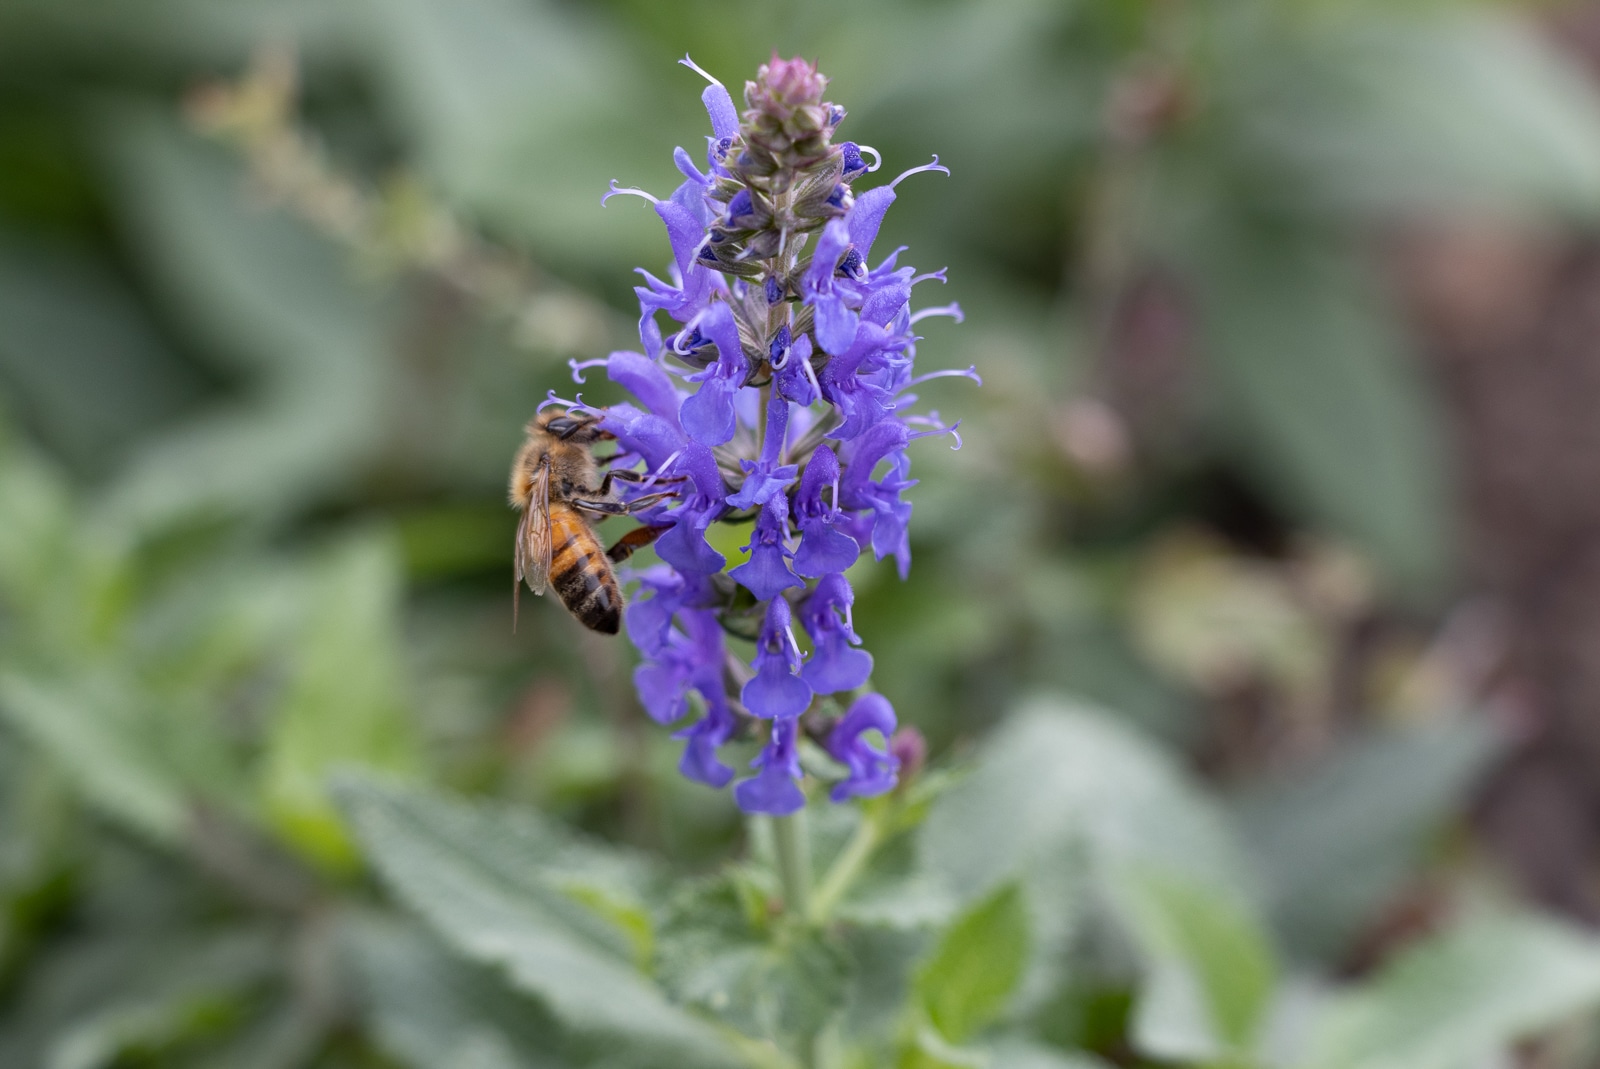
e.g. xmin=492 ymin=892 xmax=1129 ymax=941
xmin=1232 ymin=717 xmax=1498 ymax=964
xmin=1231 ymin=13 xmax=1600 ymax=219
xmin=1305 ymin=913 xmax=1600 ymax=1069
xmin=915 ymin=882 xmax=1031 ymax=1046
xmin=0 ymin=673 xmax=189 ymax=844
xmin=0 ymin=233 xmax=201 ymax=475
xmin=360 ymin=0 xmax=660 ymax=269
xmin=346 ymin=915 xmax=574 ymax=1069
xmin=658 ymin=875 xmax=851 ymax=1056
xmin=1189 ymin=237 xmax=1449 ymax=592
xmin=1111 ymin=865 xmax=1278 ymax=1065
xmin=922 ymin=696 xmax=1242 ymax=899
xmin=98 ymin=107 xmax=391 ymax=528
xmin=260 ymin=534 xmax=424 ymax=872
xmin=336 ymin=778 xmax=741 ymax=1066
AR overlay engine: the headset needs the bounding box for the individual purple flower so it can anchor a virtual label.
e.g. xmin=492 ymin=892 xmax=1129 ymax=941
xmin=800 ymin=219 xmax=860 ymax=356
xmin=826 ymin=693 xmax=899 ymax=802
xmin=678 ymin=303 xmax=751 ymax=445
xmin=792 ymin=446 xmax=860 ymax=578
xmin=726 ymin=396 xmax=797 ymax=509
xmin=734 ymin=717 xmax=806 ymax=816
xmin=741 ymin=596 xmax=811 ymax=720
xmin=799 ymin=574 xmax=872 ymax=694
xmin=729 ymin=497 xmax=804 ymax=601
xmin=568 ymin=55 xmax=972 ymax=815
xmin=655 ymin=443 xmax=727 ymax=575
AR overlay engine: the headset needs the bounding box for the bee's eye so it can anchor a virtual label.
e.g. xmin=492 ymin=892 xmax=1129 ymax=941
xmin=547 ymin=416 xmax=582 ymax=438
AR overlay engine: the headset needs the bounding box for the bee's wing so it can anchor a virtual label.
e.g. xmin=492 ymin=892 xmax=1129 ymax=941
xmin=516 ymin=455 xmax=553 ymax=597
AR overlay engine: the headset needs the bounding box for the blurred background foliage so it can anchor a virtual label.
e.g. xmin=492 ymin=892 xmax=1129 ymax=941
xmin=9 ymin=0 xmax=1600 ymax=1065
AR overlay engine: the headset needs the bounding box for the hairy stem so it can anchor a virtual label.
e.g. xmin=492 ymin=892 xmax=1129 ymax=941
xmin=772 ymin=809 xmax=813 ymax=920
xmin=809 ymin=811 xmax=881 ymax=923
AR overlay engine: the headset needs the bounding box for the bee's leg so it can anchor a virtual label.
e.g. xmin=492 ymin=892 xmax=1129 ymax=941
xmin=593 ymin=469 xmax=688 ymax=497
xmin=571 ymin=499 xmax=630 ymax=517
xmin=606 ymin=523 xmax=671 ymax=563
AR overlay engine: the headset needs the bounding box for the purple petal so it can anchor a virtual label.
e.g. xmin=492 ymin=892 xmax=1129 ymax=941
xmin=657 ymin=517 xmax=725 ymax=574
xmin=814 ymin=297 xmax=860 ymax=357
xmin=733 ymin=720 xmax=806 ymax=816
xmin=634 ymin=662 xmax=691 ymax=725
xmin=801 ymin=635 xmax=873 ymax=694
xmin=679 ymin=372 xmax=739 ymax=445
xmin=793 ymin=520 xmax=860 ymax=578
xmin=846 ymin=186 xmax=896 ymax=263
xmin=605 ymin=351 xmax=682 ymax=425
xmin=730 ymin=544 xmax=804 ymax=601
xmin=701 ymin=85 xmax=738 ymax=141
xmin=742 ymin=661 xmax=812 ymax=720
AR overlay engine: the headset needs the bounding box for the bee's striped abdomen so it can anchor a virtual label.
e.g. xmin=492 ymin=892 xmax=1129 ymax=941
xmin=548 ymin=506 xmax=622 ymax=634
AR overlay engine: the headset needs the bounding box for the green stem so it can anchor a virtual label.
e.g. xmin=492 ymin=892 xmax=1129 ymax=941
xmin=809 ymin=811 xmax=881 ymax=923
xmin=772 ymin=809 xmax=813 ymax=920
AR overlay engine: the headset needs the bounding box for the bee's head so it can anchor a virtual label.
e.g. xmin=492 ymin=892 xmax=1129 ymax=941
xmin=536 ymin=408 xmax=607 ymax=442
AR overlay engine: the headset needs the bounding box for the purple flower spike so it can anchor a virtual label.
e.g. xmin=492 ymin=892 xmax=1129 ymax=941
xmin=583 ymin=56 xmax=969 ymax=810
xmin=826 ymin=693 xmax=899 ymax=802
xmin=741 ymin=596 xmax=812 ymax=720
xmin=734 ymin=718 xmax=806 ymax=816
xmin=730 ymin=497 xmax=804 ymax=601
xmin=793 ymin=446 xmax=860 ymax=578
xmin=799 ymin=574 xmax=872 ymax=694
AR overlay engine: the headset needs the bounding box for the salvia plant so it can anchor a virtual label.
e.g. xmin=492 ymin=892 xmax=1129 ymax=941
xmin=566 ymin=55 xmax=971 ymax=818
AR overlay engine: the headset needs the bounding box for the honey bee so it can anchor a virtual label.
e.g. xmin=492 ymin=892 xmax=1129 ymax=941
xmin=509 ymin=409 xmax=675 ymax=634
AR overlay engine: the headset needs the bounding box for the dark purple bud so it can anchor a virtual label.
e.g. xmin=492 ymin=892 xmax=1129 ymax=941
xmin=839 ymin=142 xmax=868 ymax=181
xmin=765 ymin=275 xmax=785 ymax=305
xmin=829 ymin=104 xmax=847 ymax=127
xmin=726 ymin=188 xmax=754 ymax=225
xmin=889 ymin=725 xmax=927 ymax=786
xmin=836 ymin=247 xmax=866 ymax=281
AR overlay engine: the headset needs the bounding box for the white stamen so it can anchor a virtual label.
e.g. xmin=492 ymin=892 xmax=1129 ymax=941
xmin=568 ymin=356 xmax=607 ymax=383
xmin=891 ymin=156 xmax=950 ymax=191
xmin=907 ymin=365 xmax=982 ymax=388
xmin=909 ymin=303 xmax=964 ymax=325
xmin=678 ymin=54 xmax=723 ymax=87
xmin=601 ymin=180 xmax=658 ymax=206
xmin=857 ymin=144 xmax=883 ymax=172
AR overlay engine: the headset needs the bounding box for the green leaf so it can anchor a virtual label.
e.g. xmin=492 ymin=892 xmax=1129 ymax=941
xmin=922 ymin=697 xmax=1241 ymax=899
xmin=1305 ymin=914 xmax=1600 ymax=1069
xmin=260 ymin=534 xmax=424 ymax=872
xmin=915 ymin=882 xmax=1031 ymax=1045
xmin=360 ymin=0 xmax=660 ymax=269
xmin=1188 ymin=236 xmax=1449 ymax=593
xmin=336 ymin=778 xmax=740 ymax=1067
xmin=1232 ymin=13 xmax=1600 ymax=219
xmin=345 ymin=915 xmax=574 ymax=1069
xmin=1232 ymin=717 xmax=1498 ymax=963
xmin=0 ymin=673 xmax=188 ymax=844
xmin=96 ymin=106 xmax=390 ymax=529
xmin=656 ymin=874 xmax=852 ymax=1054
xmin=1111 ymin=865 xmax=1279 ymax=1065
